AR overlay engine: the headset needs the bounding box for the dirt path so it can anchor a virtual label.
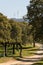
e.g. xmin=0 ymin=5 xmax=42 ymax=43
xmin=0 ymin=60 xmax=21 ymax=65
xmin=35 ymin=43 xmax=42 ymax=48
xmin=0 ymin=50 xmax=43 ymax=65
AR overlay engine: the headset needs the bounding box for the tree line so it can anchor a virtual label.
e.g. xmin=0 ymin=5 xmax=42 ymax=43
xmin=0 ymin=0 xmax=43 ymax=57
xmin=0 ymin=13 xmax=33 ymax=57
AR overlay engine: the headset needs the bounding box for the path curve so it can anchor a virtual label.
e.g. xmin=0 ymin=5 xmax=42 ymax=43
xmin=0 ymin=50 xmax=43 ymax=65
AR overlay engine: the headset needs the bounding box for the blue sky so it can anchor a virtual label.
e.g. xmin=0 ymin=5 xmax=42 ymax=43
xmin=0 ymin=0 xmax=30 ymax=18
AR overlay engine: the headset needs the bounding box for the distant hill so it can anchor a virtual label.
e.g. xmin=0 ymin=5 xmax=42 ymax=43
xmin=11 ymin=18 xmax=25 ymax=22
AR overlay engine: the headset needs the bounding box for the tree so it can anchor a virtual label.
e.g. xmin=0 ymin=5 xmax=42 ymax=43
xmin=26 ymin=0 xmax=43 ymax=47
xmin=9 ymin=19 xmax=22 ymax=56
xmin=0 ymin=13 xmax=11 ymax=56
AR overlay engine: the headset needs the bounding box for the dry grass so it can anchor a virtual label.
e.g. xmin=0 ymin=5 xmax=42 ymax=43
xmin=0 ymin=57 xmax=15 ymax=63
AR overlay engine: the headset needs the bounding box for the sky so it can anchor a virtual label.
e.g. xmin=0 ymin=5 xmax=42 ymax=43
xmin=0 ymin=0 xmax=30 ymax=18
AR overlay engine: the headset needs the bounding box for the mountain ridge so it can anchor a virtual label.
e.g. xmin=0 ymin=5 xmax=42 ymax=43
xmin=11 ymin=18 xmax=25 ymax=22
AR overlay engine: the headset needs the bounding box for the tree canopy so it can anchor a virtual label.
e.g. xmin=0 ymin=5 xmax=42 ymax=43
xmin=26 ymin=0 xmax=43 ymax=43
xmin=0 ymin=13 xmax=31 ymax=45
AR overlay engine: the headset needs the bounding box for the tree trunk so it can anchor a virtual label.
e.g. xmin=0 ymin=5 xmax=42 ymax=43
xmin=33 ymin=33 xmax=35 ymax=47
xmin=5 ymin=43 xmax=7 ymax=56
xmin=33 ymin=40 xmax=35 ymax=47
xmin=13 ymin=44 xmax=15 ymax=54
xmin=20 ymin=48 xmax=22 ymax=57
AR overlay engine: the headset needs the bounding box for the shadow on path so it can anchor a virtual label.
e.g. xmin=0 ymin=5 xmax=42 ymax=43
xmin=16 ymin=57 xmax=42 ymax=62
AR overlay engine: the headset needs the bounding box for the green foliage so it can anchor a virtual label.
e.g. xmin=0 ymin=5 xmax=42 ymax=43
xmin=26 ymin=0 xmax=43 ymax=43
xmin=0 ymin=13 xmax=31 ymax=45
xmin=0 ymin=13 xmax=11 ymax=43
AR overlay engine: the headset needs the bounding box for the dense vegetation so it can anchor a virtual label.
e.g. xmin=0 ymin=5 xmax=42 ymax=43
xmin=0 ymin=13 xmax=33 ymax=57
xmin=0 ymin=0 xmax=43 ymax=57
xmin=26 ymin=0 xmax=43 ymax=47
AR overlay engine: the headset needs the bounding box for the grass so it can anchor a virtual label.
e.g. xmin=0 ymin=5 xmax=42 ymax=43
xmin=7 ymin=45 xmax=39 ymax=57
xmin=0 ymin=57 xmax=14 ymax=63
xmin=0 ymin=44 xmax=39 ymax=57
xmin=0 ymin=44 xmax=39 ymax=63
